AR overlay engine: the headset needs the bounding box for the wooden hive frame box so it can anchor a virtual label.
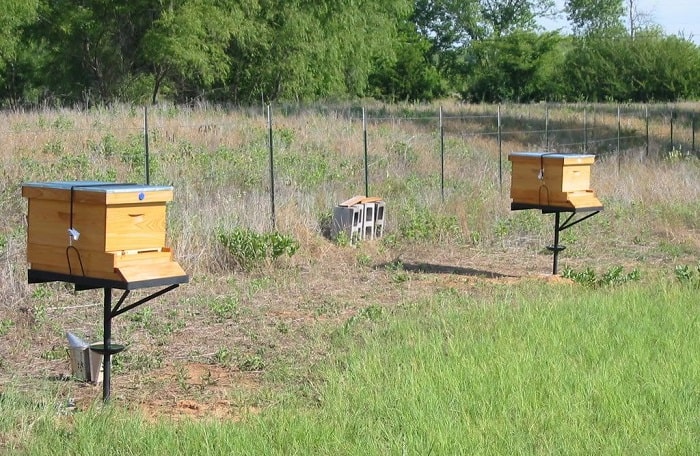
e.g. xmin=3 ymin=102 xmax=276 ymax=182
xmin=22 ymin=181 xmax=186 ymax=284
xmin=508 ymin=152 xmax=603 ymax=210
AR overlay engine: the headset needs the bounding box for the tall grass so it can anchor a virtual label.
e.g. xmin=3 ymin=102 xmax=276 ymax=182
xmin=0 ymin=103 xmax=698 ymax=282
xmin=10 ymin=277 xmax=700 ymax=454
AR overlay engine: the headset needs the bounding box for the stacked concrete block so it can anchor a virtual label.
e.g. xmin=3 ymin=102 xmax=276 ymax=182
xmin=331 ymin=204 xmax=364 ymax=244
xmin=362 ymin=203 xmax=376 ymax=240
xmin=374 ymin=201 xmax=386 ymax=239
xmin=332 ymin=195 xmax=386 ymax=245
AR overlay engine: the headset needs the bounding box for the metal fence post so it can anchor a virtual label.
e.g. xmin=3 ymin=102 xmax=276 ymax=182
xmin=670 ymin=106 xmax=674 ymax=152
xmin=545 ymin=105 xmax=550 ymax=151
xmin=267 ymin=104 xmax=276 ymax=230
xmin=363 ymin=107 xmax=369 ymax=197
xmin=144 ymin=106 xmax=150 ymax=185
xmin=693 ymin=113 xmax=696 ymax=154
xmin=645 ymin=105 xmax=649 ymax=157
xmin=617 ymin=105 xmax=621 ymax=173
xmin=583 ymin=107 xmax=587 ymax=154
xmin=439 ymin=106 xmax=445 ymax=202
xmin=498 ymin=104 xmax=502 ymax=192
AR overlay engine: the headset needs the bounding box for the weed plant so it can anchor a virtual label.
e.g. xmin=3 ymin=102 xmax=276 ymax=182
xmin=675 ymin=261 xmax=700 ymax=288
xmin=216 ymin=227 xmax=299 ymax=271
xmin=561 ymin=265 xmax=641 ymax=287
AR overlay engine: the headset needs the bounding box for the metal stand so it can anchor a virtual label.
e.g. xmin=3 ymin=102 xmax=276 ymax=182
xmin=511 ymin=203 xmax=602 ymax=275
xmin=546 ymin=210 xmax=600 ymax=274
xmin=28 ymin=270 xmax=187 ymax=402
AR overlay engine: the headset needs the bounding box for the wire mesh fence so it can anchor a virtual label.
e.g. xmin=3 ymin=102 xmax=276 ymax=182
xmin=1 ymin=102 xmax=697 ymax=233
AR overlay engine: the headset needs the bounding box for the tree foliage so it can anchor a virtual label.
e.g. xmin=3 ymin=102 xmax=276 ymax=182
xmin=560 ymin=30 xmax=700 ymax=102
xmin=565 ymin=0 xmax=625 ymax=35
xmin=0 ymin=0 xmax=38 ymax=66
xmin=0 ymin=0 xmax=697 ymax=107
xmin=369 ymin=21 xmax=446 ymax=102
xmin=0 ymin=0 xmax=39 ymax=107
xmin=141 ymin=0 xmax=243 ymax=103
xmin=459 ymin=31 xmax=566 ymax=102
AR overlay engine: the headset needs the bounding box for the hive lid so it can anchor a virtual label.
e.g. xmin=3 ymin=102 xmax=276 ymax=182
xmin=22 ymin=181 xmax=174 ymax=204
xmin=338 ymin=195 xmax=383 ymax=207
xmin=22 ymin=181 xmax=173 ymax=192
xmin=508 ymin=152 xmax=596 ymax=163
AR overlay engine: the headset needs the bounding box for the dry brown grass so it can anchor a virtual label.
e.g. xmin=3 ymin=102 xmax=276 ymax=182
xmin=0 ymin=103 xmax=698 ymax=419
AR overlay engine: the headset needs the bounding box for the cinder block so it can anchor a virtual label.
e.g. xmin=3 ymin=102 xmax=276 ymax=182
xmin=362 ymin=203 xmax=376 ymax=240
xmin=351 ymin=204 xmax=364 ymax=235
xmin=332 ymin=205 xmax=364 ymax=244
xmin=374 ymin=201 xmax=386 ymax=239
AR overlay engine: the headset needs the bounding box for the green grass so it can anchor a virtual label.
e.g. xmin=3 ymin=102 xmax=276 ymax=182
xmin=6 ymin=277 xmax=700 ymax=455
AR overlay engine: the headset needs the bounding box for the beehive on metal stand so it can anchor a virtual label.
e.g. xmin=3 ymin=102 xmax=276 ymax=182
xmin=22 ymin=181 xmax=186 ymax=284
xmin=508 ymin=152 xmax=602 ymax=210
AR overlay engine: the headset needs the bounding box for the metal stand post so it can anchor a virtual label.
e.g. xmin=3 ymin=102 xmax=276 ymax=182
xmin=547 ymin=212 xmax=566 ymax=274
xmin=103 ymin=288 xmax=112 ymax=402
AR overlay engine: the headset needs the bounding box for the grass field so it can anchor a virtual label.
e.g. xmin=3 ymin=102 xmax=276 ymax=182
xmin=0 ymin=102 xmax=698 ymax=453
xmin=4 ymin=277 xmax=700 ymax=454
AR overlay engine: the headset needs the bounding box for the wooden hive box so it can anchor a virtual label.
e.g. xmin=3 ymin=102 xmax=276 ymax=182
xmin=22 ymin=181 xmax=186 ymax=283
xmin=508 ymin=152 xmax=602 ymax=210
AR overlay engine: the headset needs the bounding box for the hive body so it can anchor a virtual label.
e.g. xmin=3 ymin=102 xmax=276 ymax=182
xmin=23 ymin=181 xmax=186 ymax=283
xmin=508 ymin=152 xmax=602 ymax=209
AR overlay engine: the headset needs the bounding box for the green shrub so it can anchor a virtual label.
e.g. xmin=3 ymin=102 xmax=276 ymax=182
xmin=213 ymin=347 xmax=233 ymax=365
xmin=561 ymin=265 xmax=641 ymax=287
xmin=209 ymin=296 xmax=240 ymax=322
xmin=217 ymin=227 xmax=299 ymax=270
xmin=89 ymin=133 xmax=119 ymax=157
xmin=119 ymin=134 xmax=147 ymax=169
xmin=675 ymin=263 xmax=700 ymax=288
xmin=238 ymin=355 xmax=264 ymax=372
xmin=385 ymin=260 xmax=410 ymax=283
xmin=0 ymin=319 xmax=13 ymax=337
xmin=398 ymin=208 xmax=462 ymax=242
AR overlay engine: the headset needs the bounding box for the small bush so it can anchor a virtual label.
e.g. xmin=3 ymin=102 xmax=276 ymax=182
xmin=119 ymin=134 xmax=147 ymax=169
xmin=359 ymin=304 xmax=383 ymax=321
xmin=213 ymin=347 xmax=233 ymax=366
xmin=209 ymin=296 xmax=239 ymax=322
xmin=334 ymin=230 xmax=352 ymax=247
xmin=0 ymin=319 xmax=14 ymax=337
xmin=398 ymin=209 xmax=462 ymax=243
xmin=561 ymin=266 xmax=641 ymax=287
xmin=238 ymin=355 xmax=264 ymax=372
xmin=385 ymin=260 xmax=410 ymax=283
xmin=675 ymin=263 xmax=700 ymax=288
xmin=217 ymin=227 xmax=299 ymax=270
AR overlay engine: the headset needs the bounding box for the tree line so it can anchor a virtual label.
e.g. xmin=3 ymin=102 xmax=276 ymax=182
xmin=1 ymin=0 xmax=699 ymax=108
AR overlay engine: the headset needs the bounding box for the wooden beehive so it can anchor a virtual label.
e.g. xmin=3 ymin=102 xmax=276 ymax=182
xmin=22 ymin=181 xmax=186 ymax=283
xmin=508 ymin=152 xmax=602 ymax=209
